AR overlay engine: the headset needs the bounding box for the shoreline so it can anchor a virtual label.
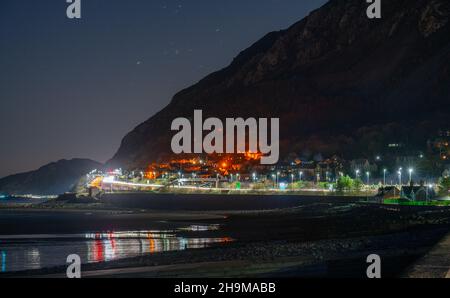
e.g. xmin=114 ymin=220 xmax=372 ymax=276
xmin=0 ymin=192 xmax=370 ymax=213
xmin=1 ymin=194 xmax=450 ymax=277
xmin=4 ymin=225 xmax=449 ymax=278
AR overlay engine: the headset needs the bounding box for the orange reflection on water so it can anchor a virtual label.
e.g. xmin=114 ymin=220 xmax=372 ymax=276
xmin=148 ymin=233 xmax=156 ymax=254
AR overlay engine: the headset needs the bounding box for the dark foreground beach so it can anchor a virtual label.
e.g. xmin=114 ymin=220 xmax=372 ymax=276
xmin=1 ymin=194 xmax=450 ymax=278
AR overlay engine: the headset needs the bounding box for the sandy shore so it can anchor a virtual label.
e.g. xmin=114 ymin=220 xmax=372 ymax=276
xmin=2 ymin=195 xmax=450 ymax=278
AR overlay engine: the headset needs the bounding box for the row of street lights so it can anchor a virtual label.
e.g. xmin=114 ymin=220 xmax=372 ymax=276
xmin=357 ymin=167 xmax=414 ymax=185
xmin=179 ymin=167 xmax=415 ymax=187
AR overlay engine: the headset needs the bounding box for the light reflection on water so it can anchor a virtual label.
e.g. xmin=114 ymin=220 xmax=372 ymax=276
xmin=0 ymin=225 xmax=232 ymax=273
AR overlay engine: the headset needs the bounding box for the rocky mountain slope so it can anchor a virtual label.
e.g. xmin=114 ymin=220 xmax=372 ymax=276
xmin=0 ymin=159 xmax=102 ymax=195
xmin=109 ymin=0 xmax=450 ymax=169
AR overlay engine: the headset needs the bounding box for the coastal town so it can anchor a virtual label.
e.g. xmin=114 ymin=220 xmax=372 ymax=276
xmin=78 ymin=129 xmax=450 ymax=206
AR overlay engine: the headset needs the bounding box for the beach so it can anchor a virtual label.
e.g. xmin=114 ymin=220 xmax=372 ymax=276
xmin=1 ymin=194 xmax=450 ymax=277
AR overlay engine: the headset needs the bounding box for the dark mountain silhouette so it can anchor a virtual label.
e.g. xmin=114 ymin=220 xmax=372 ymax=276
xmin=109 ymin=0 xmax=450 ymax=169
xmin=0 ymin=159 xmax=102 ymax=196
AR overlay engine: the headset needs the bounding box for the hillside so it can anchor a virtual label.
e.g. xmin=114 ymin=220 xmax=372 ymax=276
xmin=109 ymin=0 xmax=450 ymax=169
xmin=0 ymin=159 xmax=102 ymax=195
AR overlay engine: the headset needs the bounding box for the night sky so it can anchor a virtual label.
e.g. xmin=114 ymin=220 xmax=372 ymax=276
xmin=0 ymin=0 xmax=326 ymax=178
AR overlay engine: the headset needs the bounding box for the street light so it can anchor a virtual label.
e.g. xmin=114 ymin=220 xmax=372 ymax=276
xmin=409 ymin=168 xmax=413 ymax=184
xmin=276 ymin=172 xmax=280 ymax=187
xmin=272 ymin=174 xmax=276 ymax=188
xmin=366 ymin=172 xmax=370 ymax=185
xmin=398 ymin=170 xmax=402 ymax=186
xmin=383 ymin=169 xmax=387 ymax=186
xmin=299 ymin=171 xmax=303 ymax=181
xmin=252 ymin=172 xmax=257 ymax=182
xmin=355 ymin=169 xmax=360 ymax=179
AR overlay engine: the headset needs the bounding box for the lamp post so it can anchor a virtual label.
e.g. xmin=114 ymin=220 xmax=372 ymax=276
xmin=216 ymin=174 xmax=220 ymax=189
xmin=299 ymin=171 xmax=303 ymax=181
xmin=383 ymin=169 xmax=387 ymax=186
xmin=398 ymin=170 xmax=402 ymax=186
xmin=291 ymin=174 xmax=294 ymax=188
xmin=355 ymin=169 xmax=360 ymax=179
xmin=276 ymin=172 xmax=280 ymax=188
xmin=366 ymin=172 xmax=370 ymax=185
xmin=272 ymin=174 xmax=276 ymax=189
xmin=252 ymin=172 xmax=257 ymax=182
xmin=409 ymin=168 xmax=413 ymax=184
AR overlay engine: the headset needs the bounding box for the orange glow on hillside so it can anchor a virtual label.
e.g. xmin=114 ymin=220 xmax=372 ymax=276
xmin=244 ymin=151 xmax=262 ymax=161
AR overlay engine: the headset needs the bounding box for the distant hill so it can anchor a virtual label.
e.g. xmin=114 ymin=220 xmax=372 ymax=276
xmin=0 ymin=159 xmax=102 ymax=196
xmin=109 ymin=0 xmax=450 ymax=169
